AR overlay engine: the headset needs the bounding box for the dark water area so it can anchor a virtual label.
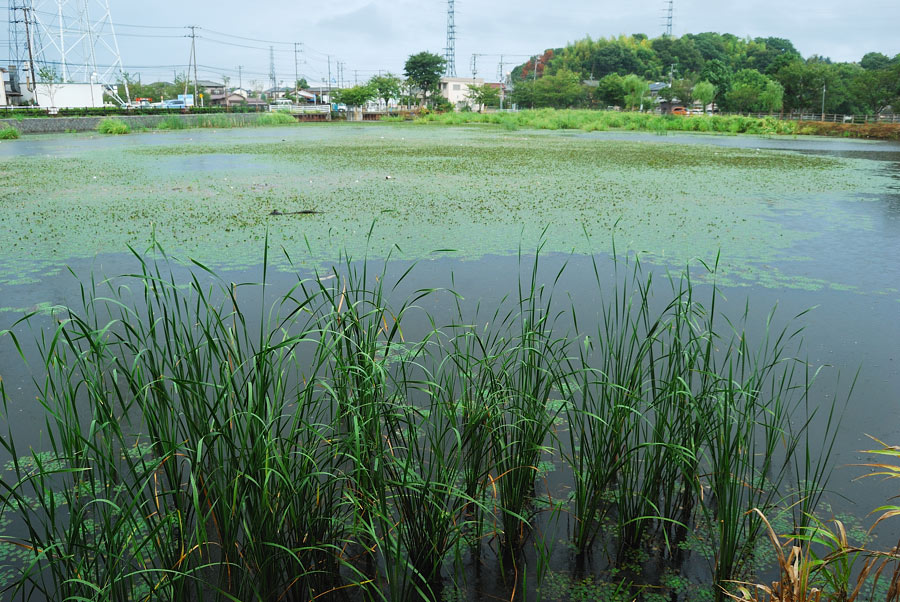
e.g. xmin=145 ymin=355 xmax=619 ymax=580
xmin=2 ymin=127 xmax=900 ymax=599
xmin=1 ymin=248 xmax=899 ymax=599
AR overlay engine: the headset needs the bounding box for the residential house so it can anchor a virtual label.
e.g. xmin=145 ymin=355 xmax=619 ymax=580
xmin=439 ymin=77 xmax=485 ymax=111
xmin=197 ymin=80 xmax=225 ymax=96
xmin=245 ymin=97 xmax=268 ymax=110
xmin=305 ymin=86 xmax=332 ymax=103
xmin=487 ymin=82 xmax=505 ymax=109
xmin=209 ymin=92 xmax=250 ymax=107
xmin=264 ymin=86 xmax=292 ymax=100
xmin=648 ymin=82 xmax=668 ymax=99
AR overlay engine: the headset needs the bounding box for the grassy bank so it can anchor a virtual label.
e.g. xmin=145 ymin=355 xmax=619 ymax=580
xmin=416 ymin=109 xmax=800 ymax=135
xmin=134 ymin=111 xmax=297 ymax=133
xmin=0 ymin=246 xmax=862 ymax=601
xmin=414 ymin=109 xmax=900 ymax=140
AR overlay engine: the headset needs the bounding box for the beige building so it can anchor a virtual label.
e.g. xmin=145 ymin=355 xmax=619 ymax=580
xmin=439 ymin=77 xmax=485 ymax=110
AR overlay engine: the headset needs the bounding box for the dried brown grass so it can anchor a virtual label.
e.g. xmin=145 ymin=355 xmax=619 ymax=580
xmin=728 ymin=509 xmax=900 ymax=602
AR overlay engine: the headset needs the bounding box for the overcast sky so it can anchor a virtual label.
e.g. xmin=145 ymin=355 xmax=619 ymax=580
xmin=13 ymin=0 xmax=900 ymax=87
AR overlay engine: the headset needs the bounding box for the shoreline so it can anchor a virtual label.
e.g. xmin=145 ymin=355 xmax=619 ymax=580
xmin=2 ymin=109 xmax=900 ymax=140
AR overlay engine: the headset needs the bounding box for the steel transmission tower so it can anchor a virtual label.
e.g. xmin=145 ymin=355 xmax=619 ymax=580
xmin=12 ymin=0 xmax=130 ymax=103
xmin=8 ymin=1 xmax=30 ymax=79
xmin=444 ymin=0 xmax=456 ymax=77
xmin=662 ymin=0 xmax=674 ymax=37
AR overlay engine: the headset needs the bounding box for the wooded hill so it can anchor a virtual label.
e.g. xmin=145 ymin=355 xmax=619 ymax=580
xmin=509 ymin=33 xmax=900 ymax=114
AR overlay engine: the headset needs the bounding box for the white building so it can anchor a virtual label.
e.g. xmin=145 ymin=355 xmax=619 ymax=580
xmin=0 ymin=68 xmax=7 ymax=106
xmin=439 ymin=77 xmax=485 ymax=111
xmin=28 ymin=82 xmax=104 ymax=108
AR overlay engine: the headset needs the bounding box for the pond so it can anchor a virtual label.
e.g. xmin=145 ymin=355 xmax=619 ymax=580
xmin=0 ymin=123 xmax=899 ymax=601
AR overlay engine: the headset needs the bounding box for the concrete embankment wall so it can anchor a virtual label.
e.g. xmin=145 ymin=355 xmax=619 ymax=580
xmin=0 ymin=113 xmax=267 ymax=134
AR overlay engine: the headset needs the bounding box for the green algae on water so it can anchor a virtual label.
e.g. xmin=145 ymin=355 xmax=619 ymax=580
xmin=0 ymin=125 xmax=893 ymax=290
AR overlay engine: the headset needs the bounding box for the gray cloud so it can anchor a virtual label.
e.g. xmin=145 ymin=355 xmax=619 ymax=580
xmin=36 ymin=0 xmax=900 ymax=85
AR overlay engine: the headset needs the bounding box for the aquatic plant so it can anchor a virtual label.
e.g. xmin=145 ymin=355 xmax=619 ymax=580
xmin=0 ymin=241 xmax=850 ymax=601
xmin=414 ymin=108 xmax=806 ymax=137
xmin=96 ymin=118 xmax=130 ymax=135
xmin=257 ymin=112 xmax=297 ymax=126
xmin=0 ymin=127 xmax=19 ymax=140
xmin=155 ymin=116 xmax=187 ymax=130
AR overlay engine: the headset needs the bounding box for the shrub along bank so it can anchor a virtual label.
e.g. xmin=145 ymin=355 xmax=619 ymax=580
xmin=415 ymin=108 xmax=900 ymax=139
xmin=1 ymin=111 xmax=287 ymax=134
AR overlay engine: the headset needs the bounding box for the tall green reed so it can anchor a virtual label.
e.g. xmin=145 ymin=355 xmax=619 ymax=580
xmin=0 ymin=242 xmax=846 ymax=601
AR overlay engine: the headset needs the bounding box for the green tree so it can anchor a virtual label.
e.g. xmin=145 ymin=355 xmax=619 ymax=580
xmin=37 ymin=65 xmax=64 ymax=107
xmin=665 ymin=78 xmax=695 ymax=107
xmin=758 ymin=79 xmax=784 ymax=113
xmin=699 ymin=59 xmax=732 ymax=107
xmin=854 ymin=67 xmax=899 ymax=114
xmin=746 ymin=37 xmax=801 ymax=75
xmin=368 ymin=73 xmax=402 ymax=105
xmin=859 ymin=52 xmax=891 ymax=71
xmin=594 ymin=73 xmax=626 ymax=108
xmin=622 ymin=74 xmax=649 ymax=111
xmin=404 ymin=51 xmax=446 ymax=106
xmin=725 ymin=69 xmax=770 ymax=111
xmin=465 ymin=83 xmax=500 ymax=112
xmin=532 ymin=69 xmax=585 ymax=108
xmin=692 ymin=80 xmax=716 ymax=112
xmin=510 ymin=80 xmax=535 ymax=108
xmin=335 ymin=85 xmax=375 ymax=108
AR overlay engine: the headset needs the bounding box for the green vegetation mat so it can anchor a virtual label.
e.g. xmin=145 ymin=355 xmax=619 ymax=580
xmin=0 ymin=124 xmax=891 ymax=289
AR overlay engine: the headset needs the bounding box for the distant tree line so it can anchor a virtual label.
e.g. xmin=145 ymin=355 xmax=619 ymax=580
xmin=507 ymin=33 xmax=900 ymax=114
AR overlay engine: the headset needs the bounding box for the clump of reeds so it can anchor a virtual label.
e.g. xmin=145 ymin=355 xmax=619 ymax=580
xmin=413 ymin=108 xmax=807 ymax=137
xmin=97 ymin=117 xmax=130 ymax=134
xmin=196 ymin=114 xmax=242 ymax=128
xmin=0 ymin=243 xmax=847 ymax=601
xmin=257 ymin=112 xmax=298 ymax=126
xmin=156 ymin=115 xmax=187 ymax=130
xmin=0 ymin=126 xmax=19 ymax=139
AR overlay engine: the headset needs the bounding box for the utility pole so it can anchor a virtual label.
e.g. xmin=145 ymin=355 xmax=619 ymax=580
xmin=327 ymin=55 xmax=332 ymax=103
xmin=354 ymin=70 xmax=358 ymax=86
xmin=22 ymin=6 xmax=37 ymax=92
xmin=186 ymin=25 xmax=199 ymax=106
xmin=294 ymin=42 xmax=300 ymax=102
xmin=471 ymin=54 xmax=477 ymax=79
xmin=821 ymin=84 xmax=826 ymax=121
xmin=269 ymin=46 xmax=276 ymax=94
xmin=238 ymin=65 xmax=242 ymax=90
xmin=498 ymin=55 xmax=505 ymax=110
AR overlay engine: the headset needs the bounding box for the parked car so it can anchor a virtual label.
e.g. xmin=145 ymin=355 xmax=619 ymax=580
xmin=671 ymin=106 xmax=688 ymax=116
xmin=163 ymin=99 xmax=186 ymax=109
